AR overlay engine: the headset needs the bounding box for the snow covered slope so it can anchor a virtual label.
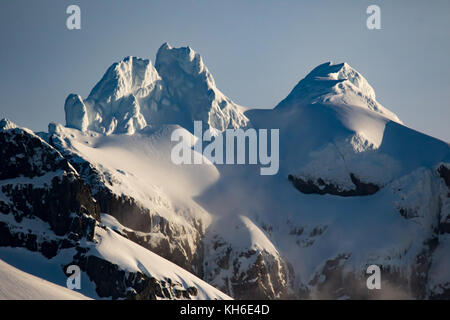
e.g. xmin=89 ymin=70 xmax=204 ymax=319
xmin=0 ymin=259 xmax=90 ymax=300
xmin=45 ymin=122 xmax=218 ymax=275
xmin=0 ymin=120 xmax=230 ymax=300
xmin=247 ymin=61 xmax=449 ymax=194
xmin=93 ymin=214 xmax=231 ymax=300
xmin=65 ymin=44 xmax=249 ymax=135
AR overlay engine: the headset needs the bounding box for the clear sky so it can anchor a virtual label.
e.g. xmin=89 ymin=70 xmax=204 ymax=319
xmin=0 ymin=0 xmax=449 ymax=141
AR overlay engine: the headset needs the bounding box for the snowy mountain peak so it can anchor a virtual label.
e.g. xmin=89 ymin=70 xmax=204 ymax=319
xmin=277 ymin=62 xmax=402 ymax=123
xmin=0 ymin=118 xmax=35 ymax=136
xmin=0 ymin=118 xmax=18 ymax=131
xmin=305 ymin=62 xmax=376 ymax=100
xmin=156 ymin=43 xmax=213 ymax=87
xmin=88 ymin=56 xmax=161 ymax=103
xmin=154 ymin=43 xmax=249 ymax=131
xmin=64 ymin=44 xmax=249 ymax=134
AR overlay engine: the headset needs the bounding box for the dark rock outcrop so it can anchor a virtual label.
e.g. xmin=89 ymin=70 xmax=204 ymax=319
xmin=0 ymin=125 xmax=72 ymax=180
xmin=70 ymin=252 xmax=199 ymax=300
xmin=205 ymin=242 xmax=295 ymax=300
xmin=0 ymin=126 xmax=100 ymax=258
xmin=288 ymin=173 xmax=380 ymax=197
xmin=437 ymin=164 xmax=450 ymax=235
xmin=438 ymin=164 xmax=450 ymax=188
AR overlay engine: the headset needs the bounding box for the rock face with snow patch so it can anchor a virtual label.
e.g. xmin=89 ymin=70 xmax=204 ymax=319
xmin=0 ymin=120 xmax=229 ymax=300
xmin=0 ymin=120 xmax=99 ymax=258
xmin=45 ymin=123 xmax=210 ymax=277
xmin=203 ymin=215 xmax=295 ymax=299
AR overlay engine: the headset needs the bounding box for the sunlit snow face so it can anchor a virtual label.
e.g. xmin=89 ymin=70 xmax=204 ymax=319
xmin=170 ymin=121 xmax=280 ymax=176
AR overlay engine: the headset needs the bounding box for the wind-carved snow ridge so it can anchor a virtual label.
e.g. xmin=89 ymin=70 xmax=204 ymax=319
xmin=277 ymin=62 xmax=402 ymax=123
xmin=65 ymin=43 xmax=249 ymax=135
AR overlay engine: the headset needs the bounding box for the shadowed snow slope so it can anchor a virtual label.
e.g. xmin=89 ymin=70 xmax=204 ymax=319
xmin=0 ymin=259 xmax=90 ymax=300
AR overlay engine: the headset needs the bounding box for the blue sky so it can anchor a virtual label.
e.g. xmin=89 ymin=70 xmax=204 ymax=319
xmin=0 ymin=0 xmax=449 ymax=141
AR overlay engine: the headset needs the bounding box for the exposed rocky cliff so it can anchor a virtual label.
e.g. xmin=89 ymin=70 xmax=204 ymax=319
xmin=0 ymin=119 xmax=228 ymax=300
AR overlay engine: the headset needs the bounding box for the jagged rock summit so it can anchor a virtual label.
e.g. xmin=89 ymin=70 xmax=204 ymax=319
xmin=65 ymin=43 xmax=249 ymax=135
